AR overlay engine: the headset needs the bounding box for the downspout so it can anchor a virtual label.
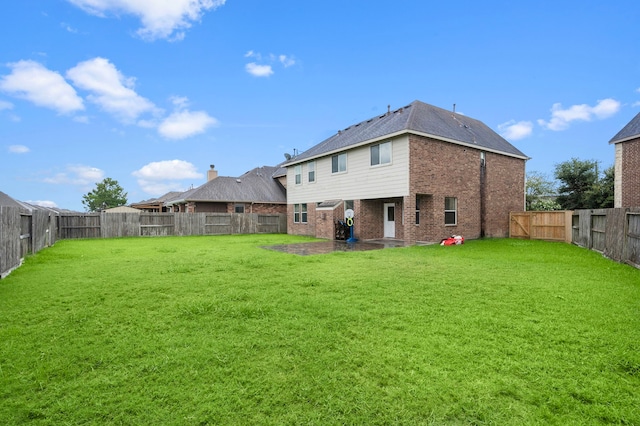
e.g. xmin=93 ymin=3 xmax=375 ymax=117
xmin=480 ymin=152 xmax=486 ymax=238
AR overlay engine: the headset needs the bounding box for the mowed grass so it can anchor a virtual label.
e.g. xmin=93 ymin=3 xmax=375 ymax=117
xmin=1 ymin=235 xmax=639 ymax=425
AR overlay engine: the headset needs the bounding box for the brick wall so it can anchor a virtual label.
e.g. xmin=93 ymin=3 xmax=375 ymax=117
xmin=287 ymin=203 xmax=317 ymax=237
xmin=406 ymin=134 xmax=525 ymax=243
xmin=621 ymin=138 xmax=640 ymax=207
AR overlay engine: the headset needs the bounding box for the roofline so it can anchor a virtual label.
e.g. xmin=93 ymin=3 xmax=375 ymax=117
xmin=285 ymin=129 xmax=530 ymax=166
xmin=166 ymin=199 xmax=286 ymax=205
xmin=609 ymin=134 xmax=640 ymax=145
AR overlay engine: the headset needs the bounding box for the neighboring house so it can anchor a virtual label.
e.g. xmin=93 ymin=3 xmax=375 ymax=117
xmin=130 ymin=191 xmax=182 ymax=212
xmin=609 ymin=112 xmax=640 ymax=208
xmin=164 ymin=165 xmax=287 ymax=214
xmin=283 ymin=100 xmax=528 ymax=244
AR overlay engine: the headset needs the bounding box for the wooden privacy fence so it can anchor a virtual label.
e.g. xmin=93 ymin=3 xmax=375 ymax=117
xmin=1 ymin=206 xmax=57 ymax=278
xmin=57 ymin=212 xmax=287 ymax=239
xmin=509 ymin=211 xmax=573 ymax=242
xmin=571 ymin=208 xmax=640 ymax=268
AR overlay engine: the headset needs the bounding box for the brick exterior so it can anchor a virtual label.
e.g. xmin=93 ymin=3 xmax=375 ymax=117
xmin=287 ymin=203 xmax=317 ymax=237
xmin=403 ymin=135 xmax=524 ymax=243
xmin=621 ymin=137 xmax=640 ymax=207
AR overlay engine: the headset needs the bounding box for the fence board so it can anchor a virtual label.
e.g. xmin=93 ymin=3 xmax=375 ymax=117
xmin=625 ymin=211 xmax=640 ymax=268
xmin=510 ymin=211 xmax=572 ymax=242
xmin=58 ymin=214 xmax=101 ymax=239
xmin=571 ymin=208 xmax=640 ymax=269
xmin=1 ymin=206 xmax=22 ymax=278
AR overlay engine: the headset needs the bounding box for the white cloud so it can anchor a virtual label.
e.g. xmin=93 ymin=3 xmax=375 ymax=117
xmin=8 ymin=144 xmax=30 ymax=154
xmin=0 ymin=99 xmax=13 ymax=110
xmin=279 ymin=55 xmax=295 ymax=68
xmin=244 ymin=51 xmax=297 ymax=76
xmin=246 ymin=62 xmax=273 ymax=77
xmin=538 ymin=98 xmax=621 ymax=131
xmin=158 ymin=110 xmax=217 ymax=139
xmin=66 ymin=57 xmax=157 ymax=122
xmin=0 ymin=60 xmax=84 ymax=114
xmin=66 ymin=0 xmax=226 ymax=41
xmin=26 ymin=200 xmax=58 ymax=208
xmin=498 ymin=120 xmax=533 ymax=140
xmin=44 ymin=165 xmax=105 ymax=186
xmin=132 ymin=159 xmax=203 ymax=195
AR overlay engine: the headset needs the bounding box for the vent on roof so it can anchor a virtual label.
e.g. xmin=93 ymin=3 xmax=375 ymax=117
xmin=236 ymin=179 xmax=241 ymax=183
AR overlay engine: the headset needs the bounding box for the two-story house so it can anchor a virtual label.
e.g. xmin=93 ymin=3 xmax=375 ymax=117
xmin=609 ymin=112 xmax=640 ymax=208
xmin=283 ymin=100 xmax=528 ymax=245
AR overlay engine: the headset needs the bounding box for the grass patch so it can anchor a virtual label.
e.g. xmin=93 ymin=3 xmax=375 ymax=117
xmin=1 ymin=235 xmax=639 ymax=424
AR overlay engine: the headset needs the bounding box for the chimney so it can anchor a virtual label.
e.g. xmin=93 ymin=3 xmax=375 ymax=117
xmin=207 ymin=164 xmax=218 ymax=181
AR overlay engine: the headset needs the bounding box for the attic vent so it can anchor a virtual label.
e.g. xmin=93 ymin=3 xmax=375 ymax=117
xmin=236 ymin=179 xmax=241 ymax=183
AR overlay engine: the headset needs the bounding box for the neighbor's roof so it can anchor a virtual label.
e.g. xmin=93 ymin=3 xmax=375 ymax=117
xmin=609 ymin=112 xmax=640 ymax=144
xmin=285 ymin=100 xmax=528 ymax=165
xmin=131 ymin=191 xmax=183 ymax=207
xmin=104 ymin=206 xmax=142 ymax=213
xmin=170 ymin=166 xmax=286 ymax=204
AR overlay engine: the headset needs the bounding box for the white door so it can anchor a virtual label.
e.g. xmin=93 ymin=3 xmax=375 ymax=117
xmin=384 ymin=203 xmax=395 ymax=238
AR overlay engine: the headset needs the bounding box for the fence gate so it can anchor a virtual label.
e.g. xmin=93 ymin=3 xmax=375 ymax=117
xmin=510 ymin=211 xmax=572 ymax=242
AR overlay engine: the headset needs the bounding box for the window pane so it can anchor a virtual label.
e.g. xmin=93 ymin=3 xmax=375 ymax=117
xmin=301 ymin=203 xmax=307 ymax=223
xmin=339 ymin=154 xmax=347 ymax=172
xmin=332 ymin=155 xmax=338 ymax=173
xmin=308 ymin=162 xmax=315 ymax=182
xmin=387 ymin=206 xmax=394 ymax=221
xmin=235 ymin=204 xmax=244 ymax=213
xmin=380 ymin=142 xmax=391 ymax=164
xmin=370 ymin=145 xmax=379 ymax=166
xmin=445 ymin=211 xmax=456 ymax=225
xmin=445 ymin=197 xmax=456 ymax=210
xmin=295 ymin=165 xmax=301 ymax=184
xmin=294 ymin=204 xmax=300 ymax=223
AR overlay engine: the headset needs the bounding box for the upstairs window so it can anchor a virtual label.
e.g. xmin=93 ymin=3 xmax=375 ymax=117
xmin=308 ymin=161 xmax=316 ymax=183
xmin=371 ymin=141 xmax=392 ymax=166
xmin=332 ymin=153 xmax=347 ymax=173
xmin=445 ymin=197 xmax=457 ymax=225
xmin=294 ymin=165 xmax=302 ymax=185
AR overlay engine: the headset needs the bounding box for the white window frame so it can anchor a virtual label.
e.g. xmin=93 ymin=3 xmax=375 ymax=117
xmin=370 ymin=141 xmax=392 ymax=166
xmin=445 ymin=197 xmax=457 ymax=226
xmin=294 ymin=165 xmax=302 ymax=185
xmin=293 ymin=203 xmax=308 ymax=223
xmin=331 ymin=153 xmax=347 ymax=174
xmin=307 ymin=161 xmax=316 ymax=183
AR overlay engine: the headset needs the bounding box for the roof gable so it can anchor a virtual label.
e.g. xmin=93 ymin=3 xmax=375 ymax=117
xmin=286 ymin=100 xmax=527 ymax=164
xmin=610 ymin=112 xmax=640 ymax=144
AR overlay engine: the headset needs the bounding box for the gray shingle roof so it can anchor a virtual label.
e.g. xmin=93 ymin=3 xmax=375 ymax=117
xmin=609 ymin=112 xmax=640 ymax=144
xmin=172 ymin=166 xmax=286 ymax=204
xmin=286 ymin=100 xmax=528 ymax=164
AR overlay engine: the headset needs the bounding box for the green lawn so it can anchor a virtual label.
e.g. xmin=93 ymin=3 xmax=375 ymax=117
xmin=1 ymin=235 xmax=639 ymax=425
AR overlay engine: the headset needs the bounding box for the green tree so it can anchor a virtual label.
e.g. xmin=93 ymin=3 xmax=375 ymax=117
xmin=526 ymin=171 xmax=560 ymax=211
xmin=554 ymin=158 xmax=613 ymax=210
xmin=82 ymin=178 xmax=128 ymax=212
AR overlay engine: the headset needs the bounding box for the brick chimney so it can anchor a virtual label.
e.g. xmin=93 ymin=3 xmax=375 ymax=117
xmin=207 ymin=164 xmax=218 ymax=181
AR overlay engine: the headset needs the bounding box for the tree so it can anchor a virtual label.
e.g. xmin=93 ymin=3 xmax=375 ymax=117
xmin=82 ymin=178 xmax=128 ymax=212
xmin=526 ymin=171 xmax=560 ymax=211
xmin=554 ymin=158 xmax=614 ymax=210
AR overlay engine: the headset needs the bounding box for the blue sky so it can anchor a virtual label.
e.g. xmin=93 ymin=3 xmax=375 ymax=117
xmin=1 ymin=0 xmax=639 ymax=211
